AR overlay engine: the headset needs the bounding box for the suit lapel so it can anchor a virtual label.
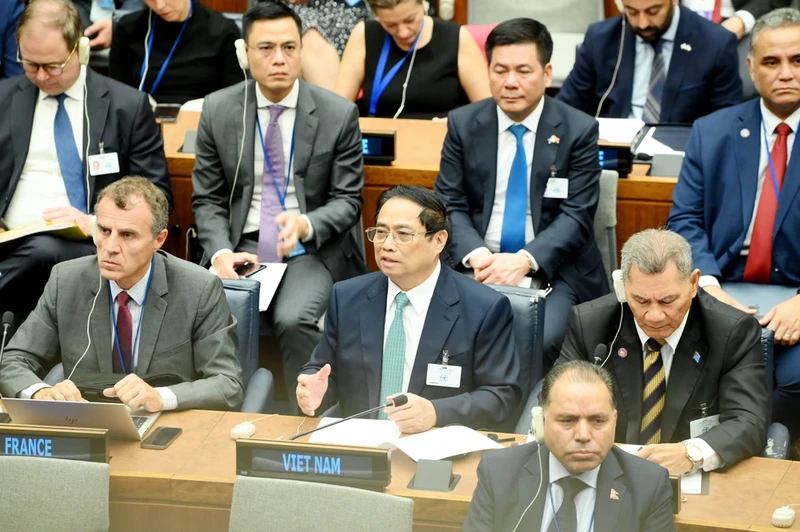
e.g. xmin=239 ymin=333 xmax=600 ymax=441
xmin=735 ymin=100 xmax=762 ymax=238
xmin=134 ymin=254 xmax=168 ymax=375
xmin=609 ymin=308 xmax=645 ymax=444
xmin=361 ymin=276 xmax=388 ymax=409
xmin=292 ymin=81 xmax=319 ymax=214
xmin=594 ymin=449 xmax=627 ymax=532
xmin=470 ymin=100 xmax=499 ymax=236
xmin=660 ymin=8 xmax=692 ymax=119
xmin=407 ymin=267 xmax=459 ymax=395
xmin=531 ymin=97 xmax=562 ymax=230
xmin=662 ymin=306 xmax=706 ymax=442
xmin=89 ymin=272 xmax=113 ymax=374
xmin=10 ymin=79 xmax=37 ymax=195
xmin=774 ymin=119 xmax=800 ymax=233
xmin=513 ymin=445 xmax=550 ymax=530
xmin=614 ymin=26 xmax=636 ymax=119
xmin=84 ymin=71 xmax=109 ymax=203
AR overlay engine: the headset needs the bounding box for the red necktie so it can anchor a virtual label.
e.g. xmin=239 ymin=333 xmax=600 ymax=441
xmin=712 ymin=0 xmax=723 ymax=23
xmin=743 ymin=122 xmax=792 ymax=284
xmin=113 ymin=291 xmax=133 ymax=374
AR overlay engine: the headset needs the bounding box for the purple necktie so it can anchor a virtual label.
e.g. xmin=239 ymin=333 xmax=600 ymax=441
xmin=257 ymin=104 xmax=287 ymax=262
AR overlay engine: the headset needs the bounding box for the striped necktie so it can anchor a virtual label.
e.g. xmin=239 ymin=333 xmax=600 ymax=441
xmin=642 ymin=39 xmax=665 ymax=124
xmin=378 ymin=292 xmax=410 ymax=420
xmin=641 ymin=338 xmax=667 ymax=444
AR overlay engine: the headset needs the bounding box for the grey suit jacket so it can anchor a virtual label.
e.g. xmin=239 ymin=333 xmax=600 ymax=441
xmin=464 ymin=443 xmax=675 ymax=532
xmin=0 ymin=251 xmax=244 ymax=410
xmin=191 ymin=79 xmax=366 ymax=281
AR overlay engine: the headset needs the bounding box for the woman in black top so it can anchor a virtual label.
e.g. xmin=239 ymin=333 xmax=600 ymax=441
xmin=109 ymin=0 xmax=243 ymax=105
xmin=335 ymin=0 xmax=489 ymax=119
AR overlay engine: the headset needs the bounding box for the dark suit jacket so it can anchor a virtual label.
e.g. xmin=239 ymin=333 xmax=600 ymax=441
xmin=464 ymin=443 xmax=675 ymax=532
xmin=302 ymin=265 xmax=523 ymax=430
xmin=0 ymin=0 xmax=23 ymax=79
xmin=557 ymin=6 xmax=742 ymax=123
xmin=667 ymin=99 xmax=800 ymax=287
xmin=0 ymin=251 xmax=245 ymax=410
xmin=0 ymin=70 xmax=173 ymax=216
xmin=434 ymin=96 xmax=608 ymax=303
xmin=192 ymin=79 xmax=366 ymax=282
xmin=556 ymin=290 xmax=769 ymax=468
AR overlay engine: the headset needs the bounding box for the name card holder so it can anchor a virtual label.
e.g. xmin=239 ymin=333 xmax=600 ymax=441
xmin=360 ymin=130 xmax=396 ymax=167
xmin=0 ymin=425 xmax=109 ymax=463
xmin=236 ymin=439 xmax=391 ymax=491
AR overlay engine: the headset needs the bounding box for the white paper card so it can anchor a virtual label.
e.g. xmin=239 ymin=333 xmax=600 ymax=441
xmin=309 ymin=418 xmax=401 ymax=448
xmin=88 ymin=152 xmax=120 ymax=176
xmin=596 ymin=117 xmax=645 ymax=144
xmin=426 ymin=364 xmax=462 ymax=388
xmin=681 ymin=470 xmax=703 ymax=495
xmin=392 ymin=425 xmax=502 ymax=462
xmin=544 ymin=178 xmax=568 ymax=199
xmin=689 ymin=415 xmax=720 ymax=438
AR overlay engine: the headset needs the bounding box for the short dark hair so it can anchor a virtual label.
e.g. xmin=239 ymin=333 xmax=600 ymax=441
xmin=96 ymin=177 xmax=169 ymax=238
xmin=540 ymin=361 xmax=617 ymax=411
xmin=242 ymin=1 xmax=303 ymax=43
xmin=485 ymin=18 xmax=553 ymax=66
xmin=376 ymin=185 xmax=451 ymax=240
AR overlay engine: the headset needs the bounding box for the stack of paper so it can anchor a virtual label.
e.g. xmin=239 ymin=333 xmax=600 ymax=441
xmin=597 ymin=118 xmax=645 ymax=144
xmin=393 ymin=426 xmax=503 ymax=462
xmin=309 ymin=418 xmax=402 ymax=448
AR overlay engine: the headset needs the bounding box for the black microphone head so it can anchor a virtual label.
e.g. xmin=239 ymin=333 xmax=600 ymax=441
xmin=391 ymin=394 xmax=409 ymax=407
xmin=1 ymin=312 xmax=13 ymax=328
xmin=593 ymin=344 xmax=608 ymax=365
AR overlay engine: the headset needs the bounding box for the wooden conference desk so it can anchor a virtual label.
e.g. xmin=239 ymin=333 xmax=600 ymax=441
xmin=162 ymin=113 xmax=676 ymax=269
xmin=97 ymin=410 xmax=799 ymax=532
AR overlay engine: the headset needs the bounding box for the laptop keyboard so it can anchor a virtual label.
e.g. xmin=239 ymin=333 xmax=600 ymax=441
xmin=132 ymin=416 xmax=149 ymax=429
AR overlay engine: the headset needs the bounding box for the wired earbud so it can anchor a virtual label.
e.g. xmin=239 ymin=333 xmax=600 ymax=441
xmin=78 ymin=35 xmax=92 ymax=217
xmin=512 ymin=406 xmax=545 ymax=532
xmin=595 ymin=0 xmax=627 ymax=118
xmin=595 ymin=269 xmax=627 ymax=369
xmin=230 ymin=38 xmax=250 ymax=225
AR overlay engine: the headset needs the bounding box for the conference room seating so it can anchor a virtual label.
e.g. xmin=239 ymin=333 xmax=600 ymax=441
xmin=594 ymin=170 xmax=619 ymax=288
xmin=228 ymin=477 xmax=415 ymax=532
xmin=0 ymin=456 xmax=110 ymax=532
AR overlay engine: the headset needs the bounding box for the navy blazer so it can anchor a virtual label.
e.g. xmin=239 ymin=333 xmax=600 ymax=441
xmin=302 ymin=265 xmax=523 ymax=430
xmin=434 ymin=96 xmax=608 ymax=303
xmin=557 ymin=5 xmax=742 ymax=123
xmin=0 ymin=0 xmax=23 ymax=79
xmin=668 ymin=98 xmax=800 ymax=287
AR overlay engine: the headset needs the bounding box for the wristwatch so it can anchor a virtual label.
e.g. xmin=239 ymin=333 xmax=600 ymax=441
xmin=682 ymin=440 xmax=704 ymax=475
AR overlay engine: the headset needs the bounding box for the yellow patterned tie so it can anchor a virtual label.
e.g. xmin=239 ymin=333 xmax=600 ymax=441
xmin=641 ymin=338 xmax=667 ymax=445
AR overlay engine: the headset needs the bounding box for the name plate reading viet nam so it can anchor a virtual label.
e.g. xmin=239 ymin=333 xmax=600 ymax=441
xmin=360 ymin=130 xmax=396 ymax=167
xmin=0 ymin=425 xmax=109 ymax=463
xmin=236 ymin=439 xmax=391 ymax=491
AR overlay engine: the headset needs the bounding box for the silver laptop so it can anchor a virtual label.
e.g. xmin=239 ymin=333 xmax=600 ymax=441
xmin=2 ymin=398 xmax=161 ymax=441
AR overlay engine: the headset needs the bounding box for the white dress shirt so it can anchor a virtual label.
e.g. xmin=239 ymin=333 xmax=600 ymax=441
xmin=629 ymin=7 xmax=680 ymax=121
xmin=5 ymin=66 xmax=87 ymax=230
xmin=632 ymin=311 xmax=723 ymax=471
xmin=21 ymin=262 xmax=178 ymax=411
xmin=384 ymin=261 xmax=441 ymax=394
xmin=699 ymin=101 xmax=799 ymax=289
xmin=682 ymin=0 xmax=757 ymax=34
xmin=540 ymin=453 xmax=600 ymax=532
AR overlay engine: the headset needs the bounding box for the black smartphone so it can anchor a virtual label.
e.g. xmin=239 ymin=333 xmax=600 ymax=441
xmin=140 ymin=426 xmax=182 ymax=450
xmin=235 ymin=262 xmax=266 ymax=277
xmin=154 ymin=104 xmax=181 ymax=122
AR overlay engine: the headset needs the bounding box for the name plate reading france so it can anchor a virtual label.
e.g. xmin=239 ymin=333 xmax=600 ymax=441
xmin=360 ymin=130 xmax=396 ymax=166
xmin=0 ymin=425 xmax=108 ymax=463
xmin=236 ymin=439 xmax=391 ymax=490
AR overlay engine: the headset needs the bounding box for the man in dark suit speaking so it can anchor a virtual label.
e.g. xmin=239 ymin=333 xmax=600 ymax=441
xmin=297 ymin=186 xmax=522 ymax=433
xmin=556 ymin=229 xmax=769 ymax=474
xmin=464 ymin=361 xmax=675 ymax=532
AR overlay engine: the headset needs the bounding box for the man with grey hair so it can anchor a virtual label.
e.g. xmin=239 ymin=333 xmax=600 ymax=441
xmin=668 ymin=7 xmax=800 ymax=442
xmin=556 ymin=229 xmax=768 ymax=475
xmin=465 ymin=360 xmax=675 ymax=532
xmin=0 ymin=177 xmax=244 ymax=412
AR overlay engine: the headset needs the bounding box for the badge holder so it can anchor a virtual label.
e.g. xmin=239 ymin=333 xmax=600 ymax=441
xmin=407 ymin=459 xmax=461 ymax=492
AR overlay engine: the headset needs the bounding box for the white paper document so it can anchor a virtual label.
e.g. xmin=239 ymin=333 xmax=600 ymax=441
xmin=597 ymin=118 xmax=645 ymax=144
xmin=617 ymin=443 xmax=702 ymax=494
xmin=309 ymin=418 xmax=402 ymax=448
xmin=209 ymin=262 xmax=287 ymax=311
xmin=634 ymin=127 xmax=683 ymax=157
xmin=392 ymin=426 xmax=503 ymax=462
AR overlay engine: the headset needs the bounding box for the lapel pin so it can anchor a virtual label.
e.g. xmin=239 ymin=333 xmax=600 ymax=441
xmin=610 ymin=488 xmax=620 ymax=500
xmin=442 ymin=350 xmax=449 ymax=365
xmin=680 ymin=43 xmax=692 ymax=52
xmin=693 ymin=352 xmax=701 ymax=364
xmin=617 ymin=348 xmax=628 ymax=359
xmin=741 ymin=128 xmax=751 ymax=138
xmin=547 ymin=135 xmax=560 ymax=145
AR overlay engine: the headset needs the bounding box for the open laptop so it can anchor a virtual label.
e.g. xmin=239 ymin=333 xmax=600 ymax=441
xmin=2 ymin=398 xmax=161 ymax=441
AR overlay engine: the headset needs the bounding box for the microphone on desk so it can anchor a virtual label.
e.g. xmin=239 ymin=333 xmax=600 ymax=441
xmin=0 ymin=311 xmax=14 ymax=370
xmin=290 ymin=394 xmax=409 ymax=441
xmin=592 ymin=343 xmax=609 ymax=367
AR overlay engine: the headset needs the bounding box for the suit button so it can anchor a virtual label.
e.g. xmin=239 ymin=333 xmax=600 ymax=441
xmin=774 ymin=268 xmax=780 ymax=272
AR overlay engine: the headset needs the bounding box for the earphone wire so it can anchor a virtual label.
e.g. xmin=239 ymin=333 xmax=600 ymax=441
xmin=138 ymin=10 xmax=154 ymax=92
xmin=599 ymin=301 xmax=624 ymax=368
xmin=67 ymin=272 xmax=103 ymax=381
xmin=511 ymin=442 xmax=544 ymax=532
xmin=83 ymin=75 xmax=91 ymax=213
xmin=230 ymin=68 xmax=249 ymax=223
xmin=393 ymin=18 xmax=424 ymax=120
xmin=595 ymin=14 xmax=626 ymax=118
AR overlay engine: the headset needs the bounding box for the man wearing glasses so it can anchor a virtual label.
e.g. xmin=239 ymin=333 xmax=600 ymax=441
xmin=0 ymin=0 xmax=171 ymax=325
xmin=297 ymin=186 xmax=523 ymax=434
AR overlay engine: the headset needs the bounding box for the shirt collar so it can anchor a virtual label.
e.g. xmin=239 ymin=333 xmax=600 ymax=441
xmin=496 ymin=95 xmax=545 ymax=136
xmin=386 ymin=261 xmax=441 ymax=314
xmin=109 ymin=261 xmax=153 ymax=306
xmin=760 ymin=99 xmax=800 ymax=135
xmin=633 ymin=306 xmax=690 ymax=354
xmin=549 ymin=452 xmax=600 ymax=489
xmin=38 ymin=65 xmax=87 ymax=103
xmin=256 ymin=79 xmax=299 ymax=109
xmin=635 ymin=6 xmax=680 ymax=46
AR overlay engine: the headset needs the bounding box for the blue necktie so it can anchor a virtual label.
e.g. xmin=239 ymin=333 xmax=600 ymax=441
xmin=643 ymin=39 xmax=665 ymax=124
xmin=500 ymin=124 xmax=529 ymax=253
xmin=53 ymin=93 xmax=87 ymax=213
xmin=378 ymin=292 xmax=410 ymax=420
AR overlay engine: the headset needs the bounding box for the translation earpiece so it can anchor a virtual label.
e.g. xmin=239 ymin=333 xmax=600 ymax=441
xmin=612 ymin=269 xmax=626 ymax=303
xmin=530 ymin=406 xmax=544 ymax=442
xmin=78 ymin=36 xmax=90 ymax=66
xmin=90 ymin=215 xmax=98 ymax=245
xmin=615 ymin=0 xmax=624 ymax=11
xmin=234 ymin=39 xmax=249 ymax=71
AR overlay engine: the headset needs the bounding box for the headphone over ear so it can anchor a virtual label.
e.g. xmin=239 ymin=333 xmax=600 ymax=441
xmin=615 ymin=0 xmax=624 ymax=11
xmin=90 ymin=215 xmax=98 ymax=246
xmin=78 ymin=36 xmax=90 ymax=66
xmin=612 ymin=269 xmax=626 ymax=303
xmin=234 ymin=39 xmax=249 ymax=71
xmin=530 ymin=406 xmax=544 ymax=441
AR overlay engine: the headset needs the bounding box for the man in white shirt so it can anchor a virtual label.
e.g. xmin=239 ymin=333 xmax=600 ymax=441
xmin=0 ymin=0 xmax=171 ymax=323
xmin=557 ymin=229 xmax=769 ymax=473
xmin=435 ymin=18 xmax=608 ymax=373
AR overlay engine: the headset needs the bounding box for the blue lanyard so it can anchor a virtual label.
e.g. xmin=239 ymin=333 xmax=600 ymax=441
xmin=760 ymin=113 xmax=791 ymax=204
xmin=548 ymin=482 xmax=596 ymax=532
xmin=368 ymin=18 xmax=425 ymax=116
xmin=139 ymin=1 xmax=193 ymax=96
xmin=256 ymin=111 xmax=296 ymax=209
xmin=108 ymin=257 xmax=155 ymax=375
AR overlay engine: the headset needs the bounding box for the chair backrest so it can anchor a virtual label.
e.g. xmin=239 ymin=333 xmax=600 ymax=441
xmin=228 ymin=477 xmax=414 ymax=532
xmin=0 ymin=456 xmax=109 ymax=532
xmin=465 ymin=24 xmax=496 ymax=61
xmin=222 ymin=279 xmax=261 ymax=384
xmin=469 ymin=0 xmax=603 ymax=33
xmin=594 ymin=170 xmax=619 ymax=287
